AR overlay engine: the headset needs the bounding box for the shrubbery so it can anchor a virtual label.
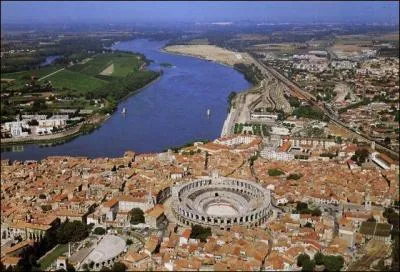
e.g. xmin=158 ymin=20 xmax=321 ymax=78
xmin=295 ymin=202 xmax=322 ymax=216
xmin=130 ymin=208 xmax=145 ymax=225
xmin=297 ymin=252 xmax=344 ymax=271
xmin=268 ymin=168 xmax=284 ymax=176
xmin=287 ymin=173 xmax=302 ymax=180
xmin=233 ymin=63 xmax=263 ymax=84
xmin=93 ymin=227 xmax=106 ymax=235
xmin=56 ymin=220 xmax=89 ymax=244
xmin=292 ymin=106 xmax=324 ymax=120
xmin=190 ymin=225 xmax=212 ymax=242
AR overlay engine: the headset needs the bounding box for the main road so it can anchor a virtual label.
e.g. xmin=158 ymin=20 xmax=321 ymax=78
xmin=250 ymin=55 xmax=398 ymax=160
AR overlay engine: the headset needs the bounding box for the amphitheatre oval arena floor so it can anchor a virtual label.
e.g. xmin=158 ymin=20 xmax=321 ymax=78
xmin=205 ymin=203 xmax=239 ymax=217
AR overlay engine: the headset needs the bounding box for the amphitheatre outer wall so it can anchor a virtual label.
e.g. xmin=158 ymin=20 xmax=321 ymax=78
xmin=171 ymin=176 xmax=272 ymax=230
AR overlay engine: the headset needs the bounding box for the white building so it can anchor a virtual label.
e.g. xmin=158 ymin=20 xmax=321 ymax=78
xmin=3 ymin=121 xmax=27 ymax=131
xmin=10 ymin=125 xmax=28 ymax=137
xmin=214 ymin=135 xmax=259 ymax=146
xmin=38 ymin=115 xmax=69 ymax=127
xmin=260 ymin=149 xmax=294 ymax=161
xmin=3 ymin=121 xmax=29 ymax=137
xmin=250 ymin=112 xmax=278 ymax=121
xmin=118 ymin=194 xmax=156 ymax=213
xmin=21 ymin=114 xmax=47 ymax=121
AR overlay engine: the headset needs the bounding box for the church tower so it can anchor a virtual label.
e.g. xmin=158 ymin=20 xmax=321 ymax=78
xmin=147 ymin=187 xmax=156 ymax=210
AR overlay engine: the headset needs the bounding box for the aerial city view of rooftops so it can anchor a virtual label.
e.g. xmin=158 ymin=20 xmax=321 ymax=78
xmin=0 ymin=1 xmax=399 ymax=272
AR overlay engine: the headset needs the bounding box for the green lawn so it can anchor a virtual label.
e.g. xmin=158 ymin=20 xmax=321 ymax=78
xmin=46 ymin=69 xmax=108 ymax=93
xmin=38 ymin=243 xmax=68 ymax=270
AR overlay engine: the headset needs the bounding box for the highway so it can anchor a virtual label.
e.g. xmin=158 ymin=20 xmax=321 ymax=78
xmin=252 ymin=57 xmax=399 ymax=160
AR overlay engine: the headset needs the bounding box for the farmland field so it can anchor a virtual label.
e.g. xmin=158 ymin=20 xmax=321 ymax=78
xmin=68 ymin=52 xmax=141 ymax=77
xmin=1 ymin=65 xmax=64 ymax=89
xmin=46 ymin=69 xmax=108 ymax=93
xmin=1 ymin=52 xmax=145 ymax=94
xmin=111 ymin=54 xmax=142 ymax=77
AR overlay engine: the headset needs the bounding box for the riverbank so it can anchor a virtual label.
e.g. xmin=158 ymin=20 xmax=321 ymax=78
xmin=1 ymin=123 xmax=83 ymax=146
xmin=1 ymin=72 xmax=162 ymax=146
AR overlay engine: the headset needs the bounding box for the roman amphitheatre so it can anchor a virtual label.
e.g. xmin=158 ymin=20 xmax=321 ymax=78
xmin=170 ymin=175 xmax=272 ymax=230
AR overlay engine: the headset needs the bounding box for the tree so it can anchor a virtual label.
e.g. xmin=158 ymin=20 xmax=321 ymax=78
xmin=126 ymin=239 xmax=133 ymax=245
xmin=288 ymin=96 xmax=300 ymax=107
xmin=287 ymin=173 xmax=302 ymax=180
xmin=314 ymin=252 xmax=324 ymax=265
xmin=66 ymin=263 xmax=76 ymax=272
xmin=130 ymin=208 xmax=145 ymax=225
xmin=355 ymin=148 xmax=369 ymax=162
xmin=311 ymin=208 xmax=322 ymax=217
xmin=297 ymin=253 xmax=310 ymax=267
xmin=31 ymin=99 xmax=47 ymax=111
xmin=39 ymin=194 xmax=46 ymax=199
xmin=322 ymin=255 xmax=344 ymax=271
xmin=82 ymin=263 xmax=89 ymax=271
xmin=268 ymin=168 xmax=284 ymax=176
xmin=28 ymin=119 xmax=39 ymax=126
xmin=302 ymin=259 xmax=315 ymax=271
xmin=41 ymin=205 xmax=52 ymax=212
xmin=296 ymin=202 xmax=308 ymax=212
xmin=56 ymin=220 xmax=89 ymax=244
xmin=249 ymin=154 xmax=258 ymax=166
xmin=111 ymin=262 xmax=127 ymax=272
xmin=93 ymin=227 xmax=106 ymax=235
xmin=190 ymin=224 xmax=212 ymax=242
xmin=304 ymin=222 xmax=313 ymax=228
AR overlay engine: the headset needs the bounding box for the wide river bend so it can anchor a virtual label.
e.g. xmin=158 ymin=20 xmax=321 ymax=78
xmin=1 ymin=39 xmax=251 ymax=161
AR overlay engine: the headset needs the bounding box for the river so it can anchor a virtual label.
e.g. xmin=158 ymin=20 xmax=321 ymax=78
xmin=1 ymin=39 xmax=251 ymax=161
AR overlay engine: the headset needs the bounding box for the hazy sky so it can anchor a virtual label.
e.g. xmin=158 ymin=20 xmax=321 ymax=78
xmin=1 ymin=1 xmax=399 ymax=25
